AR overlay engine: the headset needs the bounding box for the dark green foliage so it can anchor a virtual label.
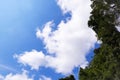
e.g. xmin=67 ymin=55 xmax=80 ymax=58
xmin=59 ymin=75 xmax=75 ymax=80
xmin=80 ymin=0 xmax=120 ymax=80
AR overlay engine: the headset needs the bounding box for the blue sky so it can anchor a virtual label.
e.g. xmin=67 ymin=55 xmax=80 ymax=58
xmin=0 ymin=0 xmax=98 ymax=80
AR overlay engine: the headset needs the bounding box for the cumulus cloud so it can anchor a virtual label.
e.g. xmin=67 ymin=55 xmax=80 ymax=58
xmin=39 ymin=75 xmax=52 ymax=80
xmin=36 ymin=0 xmax=96 ymax=74
xmin=14 ymin=50 xmax=46 ymax=70
xmin=0 ymin=70 xmax=33 ymax=80
xmin=15 ymin=0 xmax=97 ymax=74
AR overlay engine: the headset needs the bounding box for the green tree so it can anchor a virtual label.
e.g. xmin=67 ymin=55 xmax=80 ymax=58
xmin=59 ymin=75 xmax=75 ymax=80
xmin=80 ymin=0 xmax=120 ymax=80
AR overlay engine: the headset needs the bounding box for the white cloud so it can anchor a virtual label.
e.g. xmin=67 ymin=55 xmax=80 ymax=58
xmin=0 ymin=75 xmax=4 ymax=80
xmin=0 ymin=70 xmax=33 ymax=80
xmin=36 ymin=0 xmax=97 ymax=74
xmin=15 ymin=0 xmax=97 ymax=75
xmin=39 ymin=75 xmax=52 ymax=80
xmin=14 ymin=50 xmax=46 ymax=70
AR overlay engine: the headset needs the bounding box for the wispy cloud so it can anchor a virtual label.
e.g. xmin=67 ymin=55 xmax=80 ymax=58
xmin=0 ymin=64 xmax=17 ymax=73
xmin=0 ymin=70 xmax=33 ymax=80
xmin=39 ymin=75 xmax=52 ymax=80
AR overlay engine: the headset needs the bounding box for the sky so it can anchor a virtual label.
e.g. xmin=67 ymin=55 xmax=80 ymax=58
xmin=0 ymin=0 xmax=101 ymax=80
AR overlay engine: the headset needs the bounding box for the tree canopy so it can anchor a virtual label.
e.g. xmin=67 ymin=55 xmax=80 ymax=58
xmin=80 ymin=0 xmax=120 ymax=80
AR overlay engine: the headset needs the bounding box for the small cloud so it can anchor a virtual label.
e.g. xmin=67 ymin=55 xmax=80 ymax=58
xmin=0 ymin=70 xmax=33 ymax=80
xmin=0 ymin=75 xmax=4 ymax=80
xmin=39 ymin=75 xmax=52 ymax=80
xmin=14 ymin=50 xmax=46 ymax=70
